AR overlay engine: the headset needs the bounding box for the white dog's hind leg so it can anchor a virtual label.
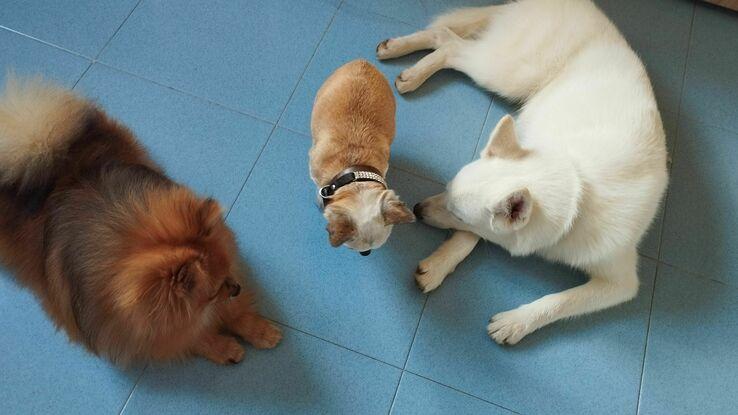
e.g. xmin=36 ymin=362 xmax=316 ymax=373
xmin=415 ymin=231 xmax=480 ymax=293
xmin=487 ymin=247 xmax=640 ymax=345
xmin=377 ymin=28 xmax=448 ymax=60
xmin=395 ymin=45 xmax=455 ymax=94
xmin=377 ymin=5 xmax=496 ymax=60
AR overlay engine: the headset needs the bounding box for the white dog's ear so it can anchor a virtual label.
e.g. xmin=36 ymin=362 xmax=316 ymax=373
xmin=381 ymin=191 xmax=415 ymax=225
xmin=325 ymin=209 xmax=356 ymax=247
xmin=481 ymin=115 xmax=526 ymax=159
xmin=490 ymin=188 xmax=532 ymax=232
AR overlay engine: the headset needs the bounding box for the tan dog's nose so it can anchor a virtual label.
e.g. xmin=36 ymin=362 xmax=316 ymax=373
xmin=413 ymin=203 xmax=424 ymax=221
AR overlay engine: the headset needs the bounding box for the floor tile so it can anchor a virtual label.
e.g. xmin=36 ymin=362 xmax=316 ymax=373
xmin=681 ymin=3 xmax=738 ymax=133
xmin=75 ymin=64 xmax=273 ymax=208
xmin=227 ymin=127 xmax=447 ymax=366
xmin=100 ymin=0 xmax=336 ymax=122
xmin=595 ymin=0 xmax=694 ymax=116
xmin=660 ymin=120 xmax=738 ymax=283
xmin=407 ymin=245 xmax=657 ymax=415
xmin=638 ymin=264 xmax=738 ymax=415
xmin=421 ymin=0 xmax=506 ymax=19
xmin=123 ymin=326 xmax=400 ymax=415
xmin=344 ymin=0 xmax=427 ymax=27
xmin=0 ymin=270 xmax=142 ymax=415
xmin=0 ymin=28 xmax=90 ymax=87
xmin=391 ymin=372 xmax=513 ymax=415
xmin=280 ymin=4 xmax=491 ymax=183
xmin=0 ymin=0 xmax=138 ymax=57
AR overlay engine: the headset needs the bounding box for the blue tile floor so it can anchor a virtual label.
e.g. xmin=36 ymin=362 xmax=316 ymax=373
xmin=1 ymin=1 xmax=736 ymax=414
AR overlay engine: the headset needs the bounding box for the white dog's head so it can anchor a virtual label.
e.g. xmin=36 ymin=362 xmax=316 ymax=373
xmin=324 ymin=184 xmax=414 ymax=255
xmin=414 ymin=115 xmax=581 ymax=254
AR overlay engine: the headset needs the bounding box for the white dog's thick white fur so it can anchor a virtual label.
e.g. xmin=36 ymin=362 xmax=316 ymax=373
xmin=378 ymin=0 xmax=668 ymax=344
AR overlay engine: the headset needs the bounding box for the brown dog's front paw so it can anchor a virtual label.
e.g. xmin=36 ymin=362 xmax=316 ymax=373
xmin=230 ymin=313 xmax=283 ymax=349
xmin=196 ymin=333 xmax=245 ymax=365
xmin=246 ymin=320 xmax=283 ymax=349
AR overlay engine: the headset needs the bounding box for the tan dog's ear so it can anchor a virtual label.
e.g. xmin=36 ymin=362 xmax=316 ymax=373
xmin=325 ymin=210 xmax=356 ymax=247
xmin=382 ymin=191 xmax=415 ymax=225
xmin=481 ymin=115 xmax=526 ymax=159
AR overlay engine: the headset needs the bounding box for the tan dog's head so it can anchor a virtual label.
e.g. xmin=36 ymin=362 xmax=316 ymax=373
xmin=324 ymin=183 xmax=414 ymax=255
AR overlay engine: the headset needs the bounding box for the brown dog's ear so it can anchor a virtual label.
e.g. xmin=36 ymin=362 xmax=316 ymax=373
xmin=172 ymin=261 xmax=196 ymax=297
xmin=198 ymin=198 xmax=223 ymax=237
xmin=325 ymin=210 xmax=356 ymax=247
xmin=382 ymin=191 xmax=415 ymax=225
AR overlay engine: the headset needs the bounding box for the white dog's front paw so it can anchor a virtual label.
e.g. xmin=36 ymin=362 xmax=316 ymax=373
xmin=487 ymin=307 xmax=538 ymax=345
xmin=395 ymin=70 xmax=422 ymax=94
xmin=414 ymin=255 xmax=454 ymax=293
xmin=376 ymin=39 xmax=396 ymax=60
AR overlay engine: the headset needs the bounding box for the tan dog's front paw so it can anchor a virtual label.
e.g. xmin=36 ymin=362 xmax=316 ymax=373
xmin=414 ymin=255 xmax=454 ymax=293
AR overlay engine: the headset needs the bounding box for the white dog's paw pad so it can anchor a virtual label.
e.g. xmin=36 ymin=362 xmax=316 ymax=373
xmin=487 ymin=309 xmax=535 ymax=345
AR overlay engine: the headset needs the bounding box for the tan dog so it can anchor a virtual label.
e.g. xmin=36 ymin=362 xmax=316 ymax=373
xmin=310 ymin=60 xmax=414 ymax=255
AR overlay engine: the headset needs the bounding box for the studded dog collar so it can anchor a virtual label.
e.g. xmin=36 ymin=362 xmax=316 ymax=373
xmin=319 ymin=165 xmax=387 ymax=208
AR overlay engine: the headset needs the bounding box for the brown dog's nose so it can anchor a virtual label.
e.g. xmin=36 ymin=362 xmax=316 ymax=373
xmin=229 ymin=283 xmax=241 ymax=297
xmin=413 ymin=203 xmax=424 ymax=220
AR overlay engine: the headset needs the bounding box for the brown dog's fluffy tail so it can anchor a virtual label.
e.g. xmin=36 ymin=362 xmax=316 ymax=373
xmin=0 ymin=75 xmax=92 ymax=190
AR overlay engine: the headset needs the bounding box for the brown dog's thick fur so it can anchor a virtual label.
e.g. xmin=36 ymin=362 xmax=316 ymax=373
xmin=310 ymin=60 xmax=414 ymax=251
xmin=0 ymin=78 xmax=281 ymax=365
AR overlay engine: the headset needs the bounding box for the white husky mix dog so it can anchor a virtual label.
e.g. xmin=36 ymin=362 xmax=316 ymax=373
xmin=377 ymin=0 xmax=668 ymax=345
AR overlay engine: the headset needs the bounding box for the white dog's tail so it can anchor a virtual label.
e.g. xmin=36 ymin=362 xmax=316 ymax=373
xmin=0 ymin=75 xmax=92 ymax=190
xmin=429 ymin=5 xmax=497 ymax=38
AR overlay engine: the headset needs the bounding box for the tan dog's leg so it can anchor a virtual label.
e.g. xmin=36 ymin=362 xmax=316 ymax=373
xmin=219 ymin=294 xmax=282 ymax=349
xmin=193 ymin=331 xmax=245 ymax=365
xmin=415 ymin=230 xmax=480 ymax=293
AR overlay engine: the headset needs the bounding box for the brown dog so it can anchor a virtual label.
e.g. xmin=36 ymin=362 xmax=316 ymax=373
xmin=310 ymin=60 xmax=414 ymax=255
xmin=0 ymin=77 xmax=281 ymax=365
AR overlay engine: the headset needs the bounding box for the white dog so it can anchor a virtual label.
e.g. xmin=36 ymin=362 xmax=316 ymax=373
xmin=377 ymin=0 xmax=668 ymax=345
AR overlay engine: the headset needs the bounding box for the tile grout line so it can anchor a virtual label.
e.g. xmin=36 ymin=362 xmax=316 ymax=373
xmin=117 ymin=366 xmax=147 ymax=415
xmin=654 ymin=2 xmax=696 ymax=263
xmin=270 ymin=319 xmax=404 ymax=371
xmin=470 ymin=99 xmax=494 ymax=161
xmin=94 ymin=0 xmax=144 ymax=61
xmin=387 ymin=371 xmax=406 ymax=414
xmin=387 ymin=294 xmax=429 ymax=414
xmin=634 ymin=262 xmax=661 ymax=415
xmin=636 ymin=5 xmax=697 ymax=414
xmin=402 ymin=368 xmax=522 ymax=414
xmin=72 ymin=62 xmax=95 ymax=89
xmin=92 ymin=62 xmax=277 ymax=126
xmin=0 ymin=25 xmax=93 ymax=60
xmin=224 ymin=0 xmax=344 ymax=218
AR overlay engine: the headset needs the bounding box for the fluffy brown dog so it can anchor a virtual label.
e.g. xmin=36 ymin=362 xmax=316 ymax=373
xmin=310 ymin=60 xmax=414 ymax=255
xmin=0 ymin=78 xmax=281 ymax=365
